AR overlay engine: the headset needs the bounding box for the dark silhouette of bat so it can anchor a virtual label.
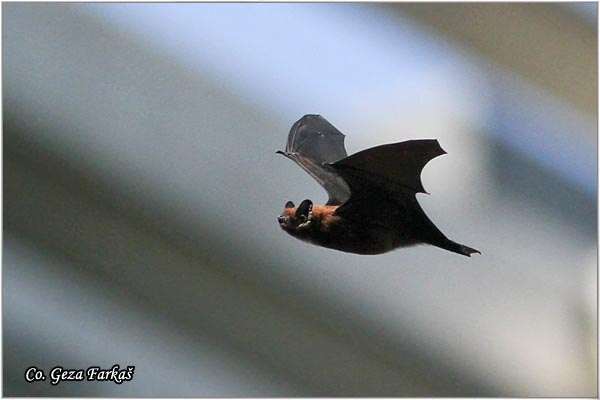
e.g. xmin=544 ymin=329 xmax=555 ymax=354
xmin=276 ymin=114 xmax=480 ymax=257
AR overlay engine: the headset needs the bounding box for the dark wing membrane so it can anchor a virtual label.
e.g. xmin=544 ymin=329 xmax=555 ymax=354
xmin=328 ymin=140 xmax=479 ymax=256
xmin=329 ymin=139 xmax=446 ymax=195
xmin=278 ymin=114 xmax=351 ymax=205
xmin=329 ymin=139 xmax=450 ymax=245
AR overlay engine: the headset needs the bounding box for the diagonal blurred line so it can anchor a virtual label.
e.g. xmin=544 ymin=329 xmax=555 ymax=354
xmin=387 ymin=3 xmax=597 ymax=116
xmin=4 ymin=113 xmax=501 ymax=396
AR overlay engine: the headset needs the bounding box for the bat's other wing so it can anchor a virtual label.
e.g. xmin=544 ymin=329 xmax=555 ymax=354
xmin=277 ymin=114 xmax=351 ymax=205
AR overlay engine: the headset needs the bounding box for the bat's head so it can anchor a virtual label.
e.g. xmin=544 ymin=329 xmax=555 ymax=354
xmin=277 ymin=199 xmax=314 ymax=235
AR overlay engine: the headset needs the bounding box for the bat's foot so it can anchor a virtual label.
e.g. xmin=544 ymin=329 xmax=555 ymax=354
xmin=455 ymin=244 xmax=481 ymax=257
xmin=436 ymin=239 xmax=481 ymax=257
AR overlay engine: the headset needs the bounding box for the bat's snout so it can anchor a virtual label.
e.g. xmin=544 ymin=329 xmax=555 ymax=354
xmin=277 ymin=215 xmax=290 ymax=226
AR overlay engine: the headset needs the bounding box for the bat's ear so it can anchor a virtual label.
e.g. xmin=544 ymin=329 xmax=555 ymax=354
xmin=296 ymin=199 xmax=313 ymax=219
xmin=285 ymin=201 xmax=295 ymax=209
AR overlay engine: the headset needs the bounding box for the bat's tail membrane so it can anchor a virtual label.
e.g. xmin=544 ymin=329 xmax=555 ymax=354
xmin=437 ymin=239 xmax=481 ymax=257
xmin=413 ymin=204 xmax=480 ymax=257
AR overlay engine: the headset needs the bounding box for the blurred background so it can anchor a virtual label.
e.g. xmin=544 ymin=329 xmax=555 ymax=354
xmin=3 ymin=2 xmax=597 ymax=396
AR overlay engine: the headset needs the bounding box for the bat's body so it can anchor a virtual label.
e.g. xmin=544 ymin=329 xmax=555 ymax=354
xmin=277 ymin=114 xmax=480 ymax=257
xmin=280 ymin=204 xmax=397 ymax=255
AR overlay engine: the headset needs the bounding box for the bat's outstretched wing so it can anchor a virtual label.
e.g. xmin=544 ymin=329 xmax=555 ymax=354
xmin=330 ymin=140 xmax=446 ymax=196
xmin=328 ymin=140 xmax=480 ymax=257
xmin=277 ymin=114 xmax=351 ymax=205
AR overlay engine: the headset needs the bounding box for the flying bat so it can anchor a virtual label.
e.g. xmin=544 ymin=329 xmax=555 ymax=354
xmin=276 ymin=114 xmax=480 ymax=257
